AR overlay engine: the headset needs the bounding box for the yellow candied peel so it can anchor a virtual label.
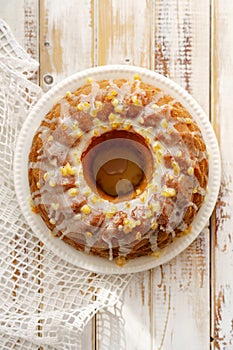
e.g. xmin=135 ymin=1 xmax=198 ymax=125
xmin=136 ymin=188 xmax=142 ymax=195
xmin=134 ymin=73 xmax=141 ymax=80
xmin=123 ymin=218 xmax=129 ymax=226
xmin=90 ymin=109 xmax=98 ymax=117
xmin=136 ymin=232 xmax=142 ymax=240
xmin=161 ymin=187 xmax=176 ymax=197
xmin=107 ymin=90 xmax=118 ymax=100
xmin=72 ymin=128 xmax=83 ymax=138
xmin=151 ymin=103 xmax=159 ymax=110
xmin=115 ymin=256 xmax=126 ymax=267
xmin=81 ymin=204 xmax=91 ymax=215
xmin=151 ymin=218 xmax=158 ymax=230
xmin=95 ymin=100 xmax=103 ymax=111
xmin=123 ymin=218 xmax=141 ymax=234
xmin=72 ymin=122 xmax=79 ymax=131
xmin=156 ymin=150 xmax=163 ymax=164
xmin=153 ymin=141 xmax=162 ymax=153
xmin=68 ymin=188 xmax=79 ymax=196
xmin=101 ymin=125 xmax=109 ymax=131
xmin=137 ymin=116 xmax=144 ymax=124
xmin=111 ymin=98 xmax=119 ymax=107
xmin=115 ymin=104 xmax=124 ymax=113
xmin=93 ymin=129 xmax=99 ymax=137
xmin=106 ymin=211 xmax=116 ymax=219
xmin=60 ymin=162 xmax=76 ymax=176
xmin=132 ymin=95 xmax=142 ymax=106
xmin=140 ymin=195 xmax=146 ymax=203
xmin=93 ymin=118 xmax=101 ymax=127
xmin=187 ymin=166 xmax=194 ymax=176
xmin=111 ymin=122 xmax=120 ymax=129
xmin=83 ymin=188 xmax=91 ymax=196
xmin=66 ymin=91 xmax=72 ymax=98
xmin=149 ymin=201 xmax=160 ymax=212
xmin=172 ymin=161 xmax=180 ymax=176
xmin=123 ymin=121 xmax=131 ymax=130
xmin=108 ymin=113 xmax=123 ymax=129
xmin=47 ymin=135 xmax=53 ymax=141
xmin=49 ymin=180 xmax=57 ymax=187
xmin=108 ymin=113 xmax=117 ymax=122
xmin=105 ymin=205 xmax=116 ymax=219
xmin=43 ymin=172 xmax=49 ymax=182
xmin=77 ymin=101 xmax=91 ymax=112
xmin=85 ymin=231 xmax=93 ymax=238
xmin=160 ymin=119 xmax=168 ymax=129
xmin=90 ymin=195 xmax=100 ymax=204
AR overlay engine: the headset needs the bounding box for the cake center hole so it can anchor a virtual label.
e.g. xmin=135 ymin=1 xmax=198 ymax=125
xmin=81 ymin=130 xmax=153 ymax=202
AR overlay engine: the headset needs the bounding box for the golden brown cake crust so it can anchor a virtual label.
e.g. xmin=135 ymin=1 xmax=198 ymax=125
xmin=28 ymin=78 xmax=209 ymax=261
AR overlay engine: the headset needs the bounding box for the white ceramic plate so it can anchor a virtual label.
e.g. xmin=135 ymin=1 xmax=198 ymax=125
xmin=14 ymin=65 xmax=221 ymax=274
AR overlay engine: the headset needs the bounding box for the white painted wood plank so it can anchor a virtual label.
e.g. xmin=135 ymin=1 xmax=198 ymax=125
xmin=211 ymin=1 xmax=233 ymax=348
xmin=154 ymin=0 xmax=209 ymax=113
xmin=1 ymin=1 xmax=94 ymax=348
xmin=24 ymin=0 xmax=39 ymax=63
xmin=96 ymin=1 xmax=154 ymax=349
xmin=97 ymin=0 xmax=153 ymax=68
xmin=0 ymin=0 xmax=25 ymax=46
xmin=96 ymin=273 xmax=152 ymax=350
xmin=40 ymin=0 xmax=94 ymax=90
xmin=120 ymin=272 xmax=152 ymax=350
xmin=39 ymin=1 xmax=95 ymax=349
xmin=153 ymin=230 xmax=209 ymax=349
xmin=152 ymin=1 xmax=210 ymax=349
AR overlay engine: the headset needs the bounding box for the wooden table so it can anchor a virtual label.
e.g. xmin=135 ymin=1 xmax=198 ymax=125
xmin=1 ymin=1 xmax=232 ymax=349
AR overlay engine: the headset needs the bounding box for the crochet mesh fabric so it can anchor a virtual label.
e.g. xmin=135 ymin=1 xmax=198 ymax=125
xmin=0 ymin=20 xmax=132 ymax=350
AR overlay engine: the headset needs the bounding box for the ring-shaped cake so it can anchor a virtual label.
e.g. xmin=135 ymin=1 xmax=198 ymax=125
xmin=28 ymin=76 xmax=209 ymax=264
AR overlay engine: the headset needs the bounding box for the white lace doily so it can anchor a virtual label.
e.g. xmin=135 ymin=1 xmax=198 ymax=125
xmin=0 ymin=19 xmax=132 ymax=350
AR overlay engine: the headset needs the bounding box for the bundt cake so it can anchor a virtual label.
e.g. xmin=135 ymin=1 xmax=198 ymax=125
xmin=28 ymin=76 xmax=209 ymax=263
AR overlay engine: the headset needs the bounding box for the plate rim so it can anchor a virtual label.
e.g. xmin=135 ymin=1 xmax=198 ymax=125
xmin=14 ymin=64 xmax=221 ymax=274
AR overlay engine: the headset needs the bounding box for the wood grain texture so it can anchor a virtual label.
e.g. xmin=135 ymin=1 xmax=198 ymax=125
xmin=39 ymin=1 xmax=95 ymax=349
xmin=2 ymin=1 xmax=229 ymax=349
xmin=24 ymin=0 xmax=39 ymax=62
xmin=154 ymin=0 xmax=210 ymax=112
xmin=153 ymin=229 xmax=209 ymax=349
xmin=96 ymin=1 xmax=153 ymax=349
xmin=0 ymin=0 xmax=25 ymax=46
xmin=212 ymin=1 xmax=233 ymax=348
xmin=96 ymin=272 xmax=152 ymax=350
xmin=152 ymin=1 xmax=210 ymax=349
xmin=97 ymin=0 xmax=154 ymax=68
xmin=96 ymin=278 xmax=152 ymax=350
xmin=40 ymin=0 xmax=94 ymax=91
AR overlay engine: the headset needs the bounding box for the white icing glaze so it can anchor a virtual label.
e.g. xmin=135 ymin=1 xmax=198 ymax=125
xmin=29 ymin=78 xmax=208 ymax=260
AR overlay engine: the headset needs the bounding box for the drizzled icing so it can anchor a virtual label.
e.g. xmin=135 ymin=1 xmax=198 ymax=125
xmin=28 ymin=77 xmax=209 ymax=261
